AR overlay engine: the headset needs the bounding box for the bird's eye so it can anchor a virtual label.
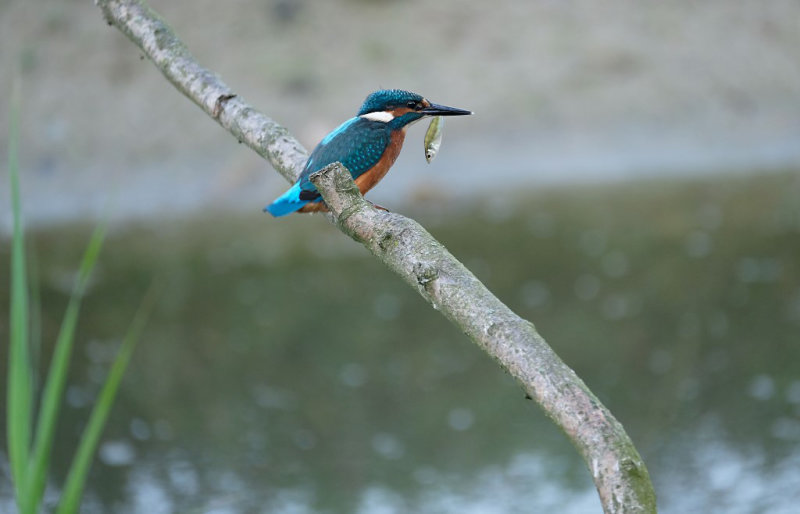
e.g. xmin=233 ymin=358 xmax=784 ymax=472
xmin=407 ymin=100 xmax=418 ymax=109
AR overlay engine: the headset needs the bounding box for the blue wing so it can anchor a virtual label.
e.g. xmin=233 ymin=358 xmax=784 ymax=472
xmin=265 ymin=117 xmax=390 ymax=216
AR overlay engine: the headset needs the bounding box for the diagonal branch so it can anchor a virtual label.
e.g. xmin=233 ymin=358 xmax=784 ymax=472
xmin=95 ymin=1 xmax=657 ymax=512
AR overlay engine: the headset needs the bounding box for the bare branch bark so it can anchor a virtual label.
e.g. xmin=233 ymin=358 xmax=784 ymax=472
xmin=94 ymin=1 xmax=657 ymax=512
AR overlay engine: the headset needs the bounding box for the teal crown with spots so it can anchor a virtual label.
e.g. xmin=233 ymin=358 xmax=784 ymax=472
xmin=358 ymin=89 xmax=424 ymax=115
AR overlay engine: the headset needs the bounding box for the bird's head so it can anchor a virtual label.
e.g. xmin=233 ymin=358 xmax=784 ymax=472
xmin=357 ymin=89 xmax=472 ymax=129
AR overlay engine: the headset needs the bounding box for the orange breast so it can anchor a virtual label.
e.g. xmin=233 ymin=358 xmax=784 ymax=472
xmin=298 ymin=201 xmax=329 ymax=213
xmin=353 ymin=129 xmax=406 ymax=195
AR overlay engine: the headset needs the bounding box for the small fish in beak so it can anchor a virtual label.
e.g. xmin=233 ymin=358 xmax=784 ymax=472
xmin=424 ymin=116 xmax=444 ymax=163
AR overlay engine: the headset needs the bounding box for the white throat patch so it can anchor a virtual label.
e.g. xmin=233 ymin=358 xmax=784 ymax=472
xmin=360 ymin=111 xmax=394 ymax=123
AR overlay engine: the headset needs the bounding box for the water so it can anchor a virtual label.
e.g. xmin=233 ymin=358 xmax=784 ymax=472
xmin=1 ymin=172 xmax=799 ymax=512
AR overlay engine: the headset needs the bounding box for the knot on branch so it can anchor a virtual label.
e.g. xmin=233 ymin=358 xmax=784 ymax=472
xmin=377 ymin=231 xmax=396 ymax=252
xmin=212 ymin=93 xmax=237 ymax=119
xmin=413 ymin=261 xmax=441 ymax=304
xmin=414 ymin=262 xmax=439 ymax=286
xmin=309 ymin=162 xmax=370 ymax=230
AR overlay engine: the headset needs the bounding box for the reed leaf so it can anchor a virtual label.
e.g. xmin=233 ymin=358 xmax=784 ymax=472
xmin=56 ymin=282 xmax=157 ymax=514
xmin=6 ymin=76 xmax=34 ymax=514
xmin=26 ymin=222 xmax=108 ymax=510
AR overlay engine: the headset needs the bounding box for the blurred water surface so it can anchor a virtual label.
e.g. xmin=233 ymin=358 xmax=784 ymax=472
xmin=1 ymin=172 xmax=799 ymax=513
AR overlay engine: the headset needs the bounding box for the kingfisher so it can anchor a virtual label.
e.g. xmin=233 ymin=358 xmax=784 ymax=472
xmin=264 ymin=89 xmax=472 ymax=216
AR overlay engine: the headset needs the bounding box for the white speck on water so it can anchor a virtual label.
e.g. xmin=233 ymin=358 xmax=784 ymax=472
xmin=579 ymin=229 xmax=607 ymax=256
xmin=708 ymin=457 xmax=743 ymax=491
xmin=759 ymin=258 xmax=782 ymax=282
xmin=707 ymin=310 xmax=729 ymax=338
xmin=236 ymin=279 xmax=261 ymax=306
xmin=786 ymin=290 xmax=800 ymax=322
xmin=678 ymin=311 xmax=701 ymax=340
xmin=407 ymin=451 xmax=600 ymax=513
xmin=685 ymin=230 xmax=712 ymax=258
xmin=85 ymin=338 xmax=117 ymax=364
xmin=293 ymin=429 xmax=317 ymax=450
xmin=785 ymin=380 xmax=800 ymax=405
xmin=129 ymin=467 xmax=173 ymax=514
xmin=246 ymin=430 xmax=266 ymax=451
xmin=748 ymin=375 xmax=775 ymax=401
xmin=771 ymin=417 xmax=800 ymax=441
xmin=680 ymin=377 xmax=700 ymax=401
xmin=602 ymin=294 xmax=628 ymax=320
xmin=66 ymin=385 xmax=92 ymax=408
xmin=88 ymin=364 xmax=108 ymax=385
xmin=737 ymin=258 xmax=760 ymax=283
xmin=264 ymin=488 xmax=315 ymax=514
xmin=413 ymin=466 xmax=439 ymax=485
xmin=574 ymin=274 xmax=601 ymax=301
xmin=130 ymin=418 xmax=152 ymax=441
xmin=340 ymin=362 xmax=367 ymax=388
xmin=203 ymin=505 xmax=239 ymax=514
xmin=648 ymin=349 xmax=673 ymax=375
xmin=705 ymin=348 xmax=730 ymax=373
xmin=602 ymin=251 xmax=629 ymax=278
xmin=356 ymin=486 xmax=406 ymax=514
xmin=520 ymin=280 xmax=550 ymax=308
xmin=217 ymin=469 xmax=246 ymax=494
xmin=168 ymin=460 xmax=199 ymax=496
xmin=371 ymin=433 xmax=405 ymax=459
xmin=252 ymin=384 xmax=295 ymax=409
xmin=153 ymin=419 xmax=174 ymax=441
xmin=737 ymin=257 xmax=782 ymax=283
xmin=448 ymin=408 xmax=475 ymax=431
xmin=99 ymin=440 xmax=136 ymax=467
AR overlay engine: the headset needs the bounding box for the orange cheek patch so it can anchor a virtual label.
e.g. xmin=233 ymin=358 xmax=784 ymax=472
xmin=390 ymin=107 xmax=415 ymax=118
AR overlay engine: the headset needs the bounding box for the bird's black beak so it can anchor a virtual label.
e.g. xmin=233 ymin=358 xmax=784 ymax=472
xmin=421 ymin=102 xmax=473 ymax=116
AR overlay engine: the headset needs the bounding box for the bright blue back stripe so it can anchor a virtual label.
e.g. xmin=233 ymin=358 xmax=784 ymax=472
xmin=321 ymin=117 xmax=359 ymax=146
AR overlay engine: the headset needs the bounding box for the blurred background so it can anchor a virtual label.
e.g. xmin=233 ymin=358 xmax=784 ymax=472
xmin=1 ymin=0 xmax=799 ymax=512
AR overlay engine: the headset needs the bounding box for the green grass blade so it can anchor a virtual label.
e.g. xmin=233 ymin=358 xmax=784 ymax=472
xmin=28 ymin=237 xmax=43 ymax=392
xmin=56 ymin=281 xmax=158 ymax=514
xmin=6 ymin=75 xmax=33 ymax=514
xmin=27 ymin=222 xmax=108 ymax=510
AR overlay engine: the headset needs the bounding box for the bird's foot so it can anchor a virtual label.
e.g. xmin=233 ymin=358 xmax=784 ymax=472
xmin=368 ymin=201 xmax=390 ymax=212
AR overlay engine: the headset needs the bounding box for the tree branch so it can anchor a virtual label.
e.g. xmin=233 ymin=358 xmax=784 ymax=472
xmin=95 ymin=1 xmax=657 ymax=512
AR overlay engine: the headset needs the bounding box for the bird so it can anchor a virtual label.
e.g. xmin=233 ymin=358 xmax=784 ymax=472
xmin=264 ymin=89 xmax=472 ymax=217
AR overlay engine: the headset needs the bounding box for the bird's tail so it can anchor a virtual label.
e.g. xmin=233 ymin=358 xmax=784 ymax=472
xmin=264 ymin=183 xmax=309 ymax=217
